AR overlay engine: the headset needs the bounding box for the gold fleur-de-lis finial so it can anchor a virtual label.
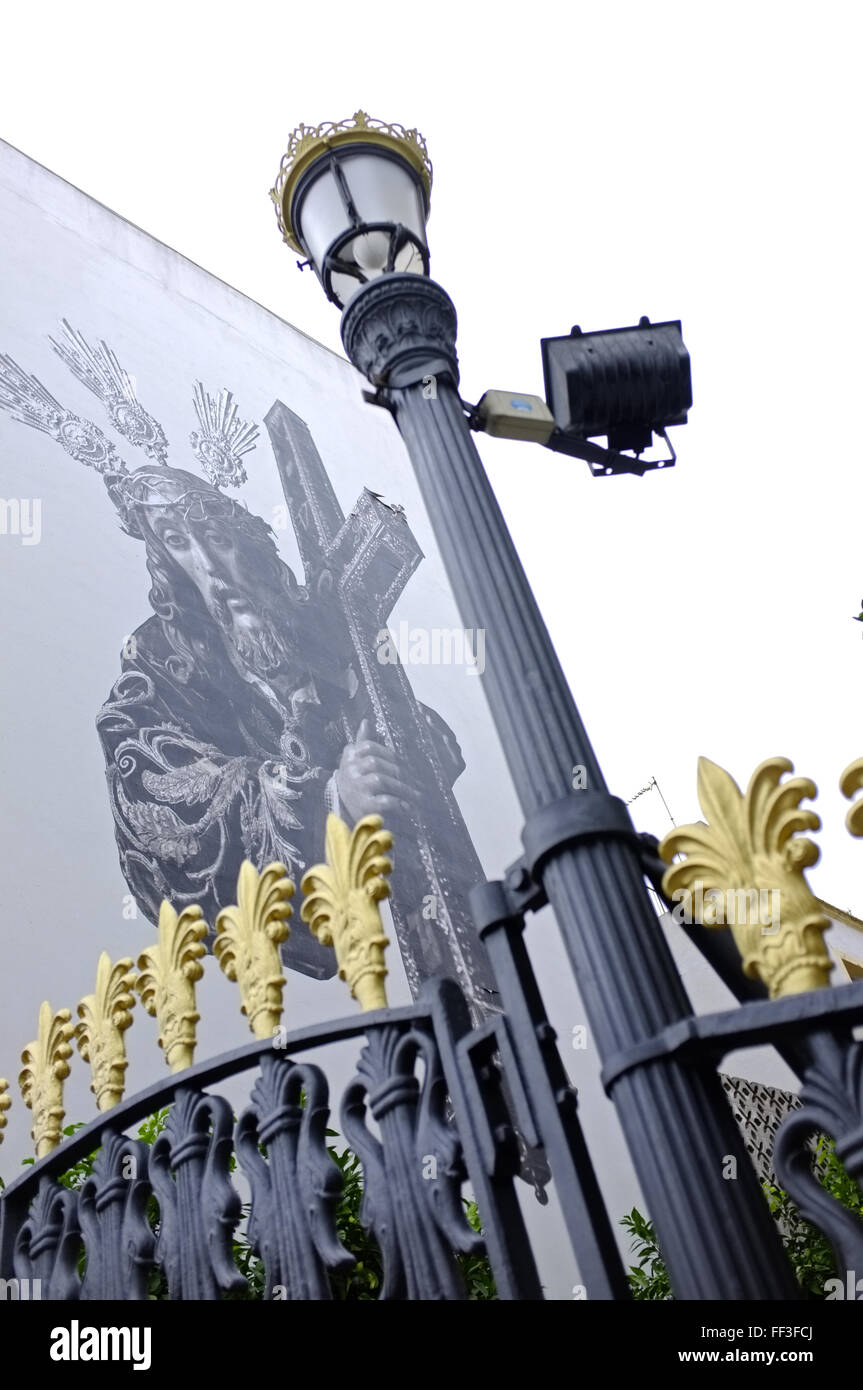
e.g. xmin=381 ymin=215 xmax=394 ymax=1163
xmin=137 ymin=902 xmax=208 ymax=1072
xmin=76 ymin=952 xmax=137 ymax=1111
xmin=301 ymin=814 xmax=392 ymax=1011
xmin=19 ymin=1002 xmax=76 ymax=1157
xmin=214 ymin=861 xmax=293 ymax=1039
xmin=0 ymin=1078 xmax=10 ymax=1145
xmin=659 ymin=756 xmax=832 ymax=998
xmin=840 ymin=758 xmax=863 ymax=837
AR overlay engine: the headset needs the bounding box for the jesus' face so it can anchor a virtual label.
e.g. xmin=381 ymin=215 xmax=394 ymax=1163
xmin=150 ymin=511 xmax=301 ymax=680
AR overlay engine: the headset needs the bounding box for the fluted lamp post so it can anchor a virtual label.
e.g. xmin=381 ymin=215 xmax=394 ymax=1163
xmin=270 ymin=112 xmax=797 ymax=1301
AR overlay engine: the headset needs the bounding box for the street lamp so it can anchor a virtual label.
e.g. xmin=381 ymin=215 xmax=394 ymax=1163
xmin=270 ymin=113 xmax=796 ymax=1301
xmin=270 ymin=112 xmax=431 ymax=307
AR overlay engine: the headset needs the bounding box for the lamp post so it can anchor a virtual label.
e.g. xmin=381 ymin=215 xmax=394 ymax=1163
xmin=270 ymin=112 xmax=797 ymax=1299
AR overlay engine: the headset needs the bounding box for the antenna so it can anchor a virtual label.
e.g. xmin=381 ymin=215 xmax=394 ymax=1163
xmin=627 ymin=776 xmax=676 ymax=828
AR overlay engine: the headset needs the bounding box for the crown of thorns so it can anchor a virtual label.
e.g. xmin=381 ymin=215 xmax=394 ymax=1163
xmin=105 ymin=465 xmax=273 ymax=544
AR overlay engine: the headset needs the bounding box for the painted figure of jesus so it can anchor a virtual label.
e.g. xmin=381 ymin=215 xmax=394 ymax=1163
xmin=97 ymin=463 xmax=468 ymax=982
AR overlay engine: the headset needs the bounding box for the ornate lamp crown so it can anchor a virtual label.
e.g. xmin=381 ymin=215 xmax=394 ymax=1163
xmin=270 ymin=110 xmax=433 ymax=253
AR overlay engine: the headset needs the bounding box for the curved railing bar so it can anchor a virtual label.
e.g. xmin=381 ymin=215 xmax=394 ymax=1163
xmin=1 ymin=1002 xmax=427 ymax=1201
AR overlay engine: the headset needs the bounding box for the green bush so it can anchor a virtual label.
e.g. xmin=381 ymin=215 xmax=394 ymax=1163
xmin=622 ymin=1136 xmax=863 ymax=1300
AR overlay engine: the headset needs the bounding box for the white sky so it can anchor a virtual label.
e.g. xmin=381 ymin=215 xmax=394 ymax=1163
xmin=1 ymin=0 xmax=861 ymax=912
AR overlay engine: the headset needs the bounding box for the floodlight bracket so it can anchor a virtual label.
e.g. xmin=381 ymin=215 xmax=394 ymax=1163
xmin=545 ymin=426 xmax=677 ymax=478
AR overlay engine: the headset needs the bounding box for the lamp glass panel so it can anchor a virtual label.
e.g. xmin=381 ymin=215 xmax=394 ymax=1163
xmin=394 ymin=241 xmax=425 ymax=274
xmin=329 ymin=267 xmax=365 ymax=305
xmin=295 ymin=150 xmax=427 ymax=277
xmin=295 ymin=147 xmax=429 ymax=304
xmin=340 ymin=150 xmax=428 ymax=243
xmin=295 ymin=165 xmax=349 ymax=273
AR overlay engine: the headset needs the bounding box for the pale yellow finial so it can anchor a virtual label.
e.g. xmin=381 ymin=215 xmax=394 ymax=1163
xmin=137 ymin=902 xmax=208 ymax=1072
xmin=214 ymin=861 xmax=293 ymax=1039
xmin=75 ymin=952 xmax=137 ymax=1111
xmin=0 ymin=1078 xmax=10 ymax=1145
xmin=659 ymin=756 xmax=831 ymax=998
xmin=301 ymin=814 xmax=392 ymax=1011
xmin=840 ymin=758 xmax=863 ymax=837
xmin=19 ymin=1002 xmax=76 ymax=1157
